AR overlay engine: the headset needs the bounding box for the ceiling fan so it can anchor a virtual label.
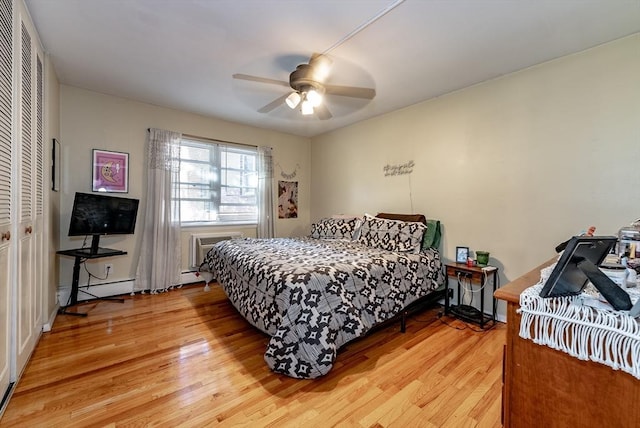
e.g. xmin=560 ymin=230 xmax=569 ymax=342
xmin=233 ymin=53 xmax=376 ymax=120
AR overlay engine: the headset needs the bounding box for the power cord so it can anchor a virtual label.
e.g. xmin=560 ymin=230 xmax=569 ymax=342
xmin=412 ymin=310 xmax=446 ymax=325
xmin=460 ymin=270 xmax=490 ymax=295
xmin=448 ymin=267 xmax=500 ymax=332
xmin=410 ymin=300 xmax=500 ymax=332
xmin=83 ymin=260 xmax=111 ymax=282
xmin=78 ymin=260 xmax=124 ymax=303
xmin=457 ymin=272 xmax=472 ymax=306
xmin=438 ymin=310 xmax=498 ymax=332
xmin=437 ymin=311 xmax=467 ymax=330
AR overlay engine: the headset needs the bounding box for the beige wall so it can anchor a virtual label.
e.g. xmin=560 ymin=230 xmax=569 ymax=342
xmin=311 ymin=35 xmax=640 ymax=316
xmin=56 ymin=35 xmax=639 ymax=316
xmin=45 ymin=55 xmax=60 ymax=321
xmin=58 ymin=86 xmax=310 ymax=290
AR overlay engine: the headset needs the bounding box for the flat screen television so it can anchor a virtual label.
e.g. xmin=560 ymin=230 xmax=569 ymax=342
xmin=68 ymin=192 xmax=140 ymax=255
xmin=540 ymin=235 xmax=632 ymax=310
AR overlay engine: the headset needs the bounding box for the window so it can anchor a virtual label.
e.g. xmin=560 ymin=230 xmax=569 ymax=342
xmin=177 ymin=137 xmax=258 ymax=225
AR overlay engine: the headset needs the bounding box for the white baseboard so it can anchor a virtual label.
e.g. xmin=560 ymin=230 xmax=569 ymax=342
xmin=57 ymin=272 xmax=206 ymax=305
xmin=181 ymin=271 xmax=203 ymax=285
xmin=58 ymin=280 xmax=135 ymax=306
xmin=42 ymin=305 xmax=58 ymax=332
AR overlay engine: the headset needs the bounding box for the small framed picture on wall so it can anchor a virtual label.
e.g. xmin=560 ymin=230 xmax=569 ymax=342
xmin=456 ymin=246 xmax=469 ymax=263
xmin=52 ymin=138 xmax=60 ymax=191
xmin=92 ymin=149 xmax=129 ymax=193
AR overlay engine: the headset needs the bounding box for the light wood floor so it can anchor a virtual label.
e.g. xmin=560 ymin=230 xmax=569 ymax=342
xmin=0 ymin=283 xmax=505 ymax=427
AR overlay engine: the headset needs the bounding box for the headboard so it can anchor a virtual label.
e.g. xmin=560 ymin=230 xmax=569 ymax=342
xmin=376 ymin=212 xmax=441 ymax=249
xmin=376 ymin=212 xmax=427 ymax=225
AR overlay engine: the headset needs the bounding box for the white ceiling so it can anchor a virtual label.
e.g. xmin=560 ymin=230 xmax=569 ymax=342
xmin=25 ymin=0 xmax=640 ymax=138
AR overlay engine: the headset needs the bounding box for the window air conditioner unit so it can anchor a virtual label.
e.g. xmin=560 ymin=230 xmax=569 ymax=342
xmin=190 ymin=232 xmax=242 ymax=268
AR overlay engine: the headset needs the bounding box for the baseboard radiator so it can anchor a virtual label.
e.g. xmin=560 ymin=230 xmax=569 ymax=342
xmin=190 ymin=232 xmax=243 ymax=269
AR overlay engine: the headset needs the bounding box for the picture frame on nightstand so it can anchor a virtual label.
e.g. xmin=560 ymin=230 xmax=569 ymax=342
xmin=455 ymin=246 xmax=469 ymax=263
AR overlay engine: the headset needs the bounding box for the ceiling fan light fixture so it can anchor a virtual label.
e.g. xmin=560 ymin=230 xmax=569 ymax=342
xmin=306 ymin=89 xmax=323 ymax=107
xmin=285 ymin=91 xmax=301 ymax=109
xmin=233 ymin=51 xmax=374 ymax=120
xmin=301 ymin=99 xmax=314 ymax=115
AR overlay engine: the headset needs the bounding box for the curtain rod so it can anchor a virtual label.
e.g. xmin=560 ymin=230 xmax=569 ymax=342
xmin=147 ymin=128 xmax=258 ymax=149
xmin=182 ymin=133 xmax=258 ymax=149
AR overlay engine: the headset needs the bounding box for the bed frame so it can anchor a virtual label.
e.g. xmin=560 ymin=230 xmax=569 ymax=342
xmin=374 ymin=212 xmax=446 ymax=333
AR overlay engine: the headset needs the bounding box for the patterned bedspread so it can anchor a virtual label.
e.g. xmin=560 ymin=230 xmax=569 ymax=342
xmin=203 ymin=237 xmax=444 ymax=378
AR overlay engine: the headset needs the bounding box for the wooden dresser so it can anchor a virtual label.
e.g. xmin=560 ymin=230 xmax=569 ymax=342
xmin=494 ymin=259 xmax=640 ymax=428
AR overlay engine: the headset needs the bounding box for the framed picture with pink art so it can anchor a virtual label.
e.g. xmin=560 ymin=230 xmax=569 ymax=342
xmin=92 ymin=149 xmax=129 ymax=193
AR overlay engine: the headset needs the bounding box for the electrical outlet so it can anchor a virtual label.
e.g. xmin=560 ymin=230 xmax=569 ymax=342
xmin=456 ymin=270 xmax=472 ymax=278
xmin=104 ymin=263 xmax=113 ymax=275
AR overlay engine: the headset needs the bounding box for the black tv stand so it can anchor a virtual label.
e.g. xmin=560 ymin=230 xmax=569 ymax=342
xmin=72 ymin=247 xmax=125 ymax=257
xmin=57 ymin=247 xmax=127 ymax=316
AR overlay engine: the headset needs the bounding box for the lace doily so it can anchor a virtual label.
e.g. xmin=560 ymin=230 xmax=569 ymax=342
xmin=518 ymin=263 xmax=640 ymax=379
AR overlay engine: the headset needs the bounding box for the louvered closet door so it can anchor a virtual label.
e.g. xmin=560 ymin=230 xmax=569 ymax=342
xmin=33 ymin=54 xmax=43 ymax=334
xmin=0 ymin=0 xmax=13 ymax=404
xmin=15 ymin=12 xmax=42 ymax=377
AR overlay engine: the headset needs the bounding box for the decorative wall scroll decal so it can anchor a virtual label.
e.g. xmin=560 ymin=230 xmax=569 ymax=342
xmin=276 ymin=162 xmax=300 ymax=180
xmin=383 ymin=160 xmax=414 ymax=176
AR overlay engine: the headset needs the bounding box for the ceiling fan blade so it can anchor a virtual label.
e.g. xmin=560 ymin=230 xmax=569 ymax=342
xmin=315 ymin=103 xmax=332 ymax=120
xmin=233 ymin=73 xmax=290 ymax=88
xmin=324 ymin=84 xmax=376 ymax=99
xmin=258 ymin=93 xmax=290 ymax=113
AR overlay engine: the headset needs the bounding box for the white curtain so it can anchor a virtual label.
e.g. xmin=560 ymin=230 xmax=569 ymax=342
xmin=134 ymin=128 xmax=182 ymax=293
xmin=257 ymin=146 xmax=274 ymax=238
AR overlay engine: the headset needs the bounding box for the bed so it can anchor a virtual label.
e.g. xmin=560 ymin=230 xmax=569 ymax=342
xmin=201 ymin=213 xmax=445 ymax=378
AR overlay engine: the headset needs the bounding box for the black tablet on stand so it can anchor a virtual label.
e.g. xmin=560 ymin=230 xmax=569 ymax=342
xmin=540 ymin=236 xmax=632 ymax=310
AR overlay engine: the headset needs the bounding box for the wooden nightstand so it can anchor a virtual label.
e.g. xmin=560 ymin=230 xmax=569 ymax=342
xmin=444 ymin=262 xmax=498 ymax=328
